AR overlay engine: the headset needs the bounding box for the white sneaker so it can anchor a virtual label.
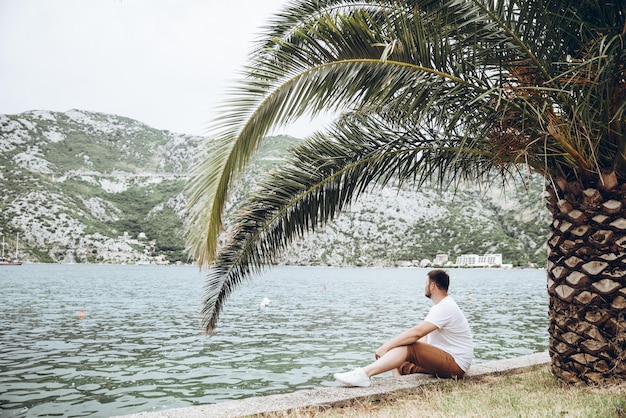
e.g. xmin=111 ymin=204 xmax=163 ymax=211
xmin=334 ymin=368 xmax=371 ymax=387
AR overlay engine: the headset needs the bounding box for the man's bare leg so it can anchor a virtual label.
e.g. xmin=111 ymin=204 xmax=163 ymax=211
xmin=362 ymin=346 xmax=409 ymax=377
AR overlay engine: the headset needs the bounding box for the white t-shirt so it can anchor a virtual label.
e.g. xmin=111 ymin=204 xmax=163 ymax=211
xmin=424 ymin=296 xmax=474 ymax=372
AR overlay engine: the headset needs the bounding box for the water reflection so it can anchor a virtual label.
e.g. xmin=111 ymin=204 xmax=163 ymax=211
xmin=0 ymin=265 xmax=547 ymax=417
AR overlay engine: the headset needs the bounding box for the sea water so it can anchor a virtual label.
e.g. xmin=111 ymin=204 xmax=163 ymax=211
xmin=0 ymin=264 xmax=548 ymax=417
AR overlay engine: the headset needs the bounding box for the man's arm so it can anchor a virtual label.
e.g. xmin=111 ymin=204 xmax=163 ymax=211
xmin=375 ymin=321 xmax=438 ymax=359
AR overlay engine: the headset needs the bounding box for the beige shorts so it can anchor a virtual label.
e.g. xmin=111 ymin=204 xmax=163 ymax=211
xmin=399 ymin=341 xmax=465 ymax=378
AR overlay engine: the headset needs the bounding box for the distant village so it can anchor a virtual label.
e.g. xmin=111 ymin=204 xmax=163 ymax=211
xmin=401 ymin=253 xmax=513 ymax=269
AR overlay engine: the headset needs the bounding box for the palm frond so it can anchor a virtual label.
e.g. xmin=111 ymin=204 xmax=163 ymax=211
xmin=189 ymin=0 xmax=626 ymax=331
xmin=200 ymin=108 xmax=522 ymax=332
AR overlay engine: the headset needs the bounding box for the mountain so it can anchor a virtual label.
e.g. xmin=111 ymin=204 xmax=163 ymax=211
xmin=0 ymin=109 xmax=199 ymax=264
xmin=0 ymin=110 xmax=549 ymax=266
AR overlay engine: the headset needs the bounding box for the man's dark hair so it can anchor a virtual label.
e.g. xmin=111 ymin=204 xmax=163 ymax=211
xmin=427 ymin=269 xmax=450 ymax=291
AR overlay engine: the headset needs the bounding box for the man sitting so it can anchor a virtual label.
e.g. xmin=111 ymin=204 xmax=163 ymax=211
xmin=334 ymin=269 xmax=473 ymax=387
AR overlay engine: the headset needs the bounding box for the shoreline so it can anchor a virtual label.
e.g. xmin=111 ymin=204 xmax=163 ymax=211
xmin=114 ymin=352 xmax=550 ymax=418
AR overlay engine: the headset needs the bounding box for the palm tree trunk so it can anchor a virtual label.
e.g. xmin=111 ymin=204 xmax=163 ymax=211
xmin=546 ymin=180 xmax=626 ymax=384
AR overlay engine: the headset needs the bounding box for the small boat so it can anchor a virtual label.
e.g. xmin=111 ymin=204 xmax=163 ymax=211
xmin=0 ymin=257 xmax=22 ymax=266
xmin=0 ymin=233 xmax=23 ymax=266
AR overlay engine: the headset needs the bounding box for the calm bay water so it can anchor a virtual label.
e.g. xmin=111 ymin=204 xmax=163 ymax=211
xmin=0 ymin=264 xmax=548 ymax=417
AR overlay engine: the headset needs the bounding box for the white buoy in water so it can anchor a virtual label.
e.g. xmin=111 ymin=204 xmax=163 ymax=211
xmin=260 ymin=297 xmax=271 ymax=308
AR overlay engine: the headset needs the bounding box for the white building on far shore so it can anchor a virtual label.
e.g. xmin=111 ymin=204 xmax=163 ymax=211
xmin=455 ymin=253 xmax=503 ymax=267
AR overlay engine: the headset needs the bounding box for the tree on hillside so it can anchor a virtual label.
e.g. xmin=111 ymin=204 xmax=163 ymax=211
xmin=187 ymin=0 xmax=626 ymax=384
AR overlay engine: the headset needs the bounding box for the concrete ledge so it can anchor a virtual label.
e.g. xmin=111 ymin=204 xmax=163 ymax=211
xmin=465 ymin=351 xmax=549 ymax=377
xmin=116 ymin=352 xmax=550 ymax=418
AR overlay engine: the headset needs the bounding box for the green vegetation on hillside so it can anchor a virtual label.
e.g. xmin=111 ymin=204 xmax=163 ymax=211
xmin=108 ymin=181 xmax=188 ymax=263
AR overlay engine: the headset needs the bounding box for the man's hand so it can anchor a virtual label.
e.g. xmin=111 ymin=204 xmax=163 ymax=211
xmin=373 ymin=321 xmax=438 ymax=360
xmin=374 ymin=344 xmax=389 ymax=359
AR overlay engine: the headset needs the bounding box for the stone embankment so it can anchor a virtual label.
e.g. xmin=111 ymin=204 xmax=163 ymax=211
xmin=115 ymin=352 xmax=549 ymax=418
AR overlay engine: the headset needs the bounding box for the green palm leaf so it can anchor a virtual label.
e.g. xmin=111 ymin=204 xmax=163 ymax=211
xmin=187 ymin=0 xmax=626 ymax=332
xmin=201 ymin=110 xmax=513 ymax=331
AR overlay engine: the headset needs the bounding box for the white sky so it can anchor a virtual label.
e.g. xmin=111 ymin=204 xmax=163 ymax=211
xmin=0 ymin=0 xmax=326 ymax=137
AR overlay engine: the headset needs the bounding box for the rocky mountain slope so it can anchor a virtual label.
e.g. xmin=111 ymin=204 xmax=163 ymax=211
xmin=0 ymin=110 xmax=549 ymax=266
xmin=1 ymin=110 xmax=199 ymax=264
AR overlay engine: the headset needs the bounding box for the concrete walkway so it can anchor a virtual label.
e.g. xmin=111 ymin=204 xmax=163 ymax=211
xmin=116 ymin=352 xmax=550 ymax=418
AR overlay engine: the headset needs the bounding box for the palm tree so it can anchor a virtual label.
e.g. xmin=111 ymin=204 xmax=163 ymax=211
xmin=187 ymin=0 xmax=626 ymax=384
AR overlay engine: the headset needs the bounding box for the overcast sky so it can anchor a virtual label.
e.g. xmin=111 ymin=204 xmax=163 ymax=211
xmin=0 ymin=0 xmax=324 ymax=137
